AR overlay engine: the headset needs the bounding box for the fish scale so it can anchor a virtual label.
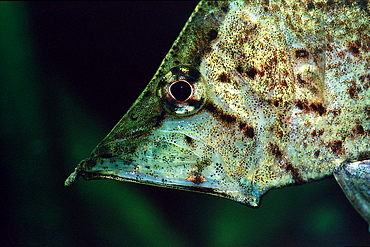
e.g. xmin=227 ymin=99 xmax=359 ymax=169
xmin=65 ymin=0 xmax=370 ymax=229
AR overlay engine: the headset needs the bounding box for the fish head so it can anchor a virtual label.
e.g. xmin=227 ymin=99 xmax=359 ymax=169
xmin=65 ymin=1 xmax=267 ymax=206
xmin=66 ymin=64 xmax=260 ymax=205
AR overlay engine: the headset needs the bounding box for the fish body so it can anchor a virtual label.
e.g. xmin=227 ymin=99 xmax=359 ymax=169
xmin=65 ymin=0 xmax=370 ymax=227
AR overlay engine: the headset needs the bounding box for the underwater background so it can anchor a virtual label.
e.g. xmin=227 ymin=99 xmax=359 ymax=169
xmin=1 ymin=2 xmax=369 ymax=246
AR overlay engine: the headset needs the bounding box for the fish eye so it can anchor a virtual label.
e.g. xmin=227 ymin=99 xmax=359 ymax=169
xmin=158 ymin=66 xmax=207 ymax=116
xmin=169 ymin=80 xmax=192 ymax=102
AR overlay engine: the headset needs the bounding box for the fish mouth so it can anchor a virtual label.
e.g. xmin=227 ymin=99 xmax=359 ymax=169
xmin=66 ymin=157 xmax=237 ymax=197
xmin=65 ymin=131 xmax=252 ymax=205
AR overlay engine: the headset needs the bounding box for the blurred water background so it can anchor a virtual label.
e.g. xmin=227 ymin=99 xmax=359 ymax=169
xmin=1 ymin=2 xmax=369 ymax=246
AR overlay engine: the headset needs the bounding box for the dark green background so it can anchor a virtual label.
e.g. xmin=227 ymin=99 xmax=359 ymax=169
xmin=1 ymin=2 xmax=369 ymax=246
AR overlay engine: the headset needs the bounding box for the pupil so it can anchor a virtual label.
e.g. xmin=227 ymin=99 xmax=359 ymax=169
xmin=170 ymin=81 xmax=192 ymax=101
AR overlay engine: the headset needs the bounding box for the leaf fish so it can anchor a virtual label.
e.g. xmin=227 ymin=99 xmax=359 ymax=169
xmin=65 ymin=0 xmax=370 ymax=229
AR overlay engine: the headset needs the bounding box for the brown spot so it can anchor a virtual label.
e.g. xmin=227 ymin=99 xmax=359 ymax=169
xmin=347 ymin=81 xmax=361 ymax=99
xmin=295 ymin=99 xmax=306 ymax=110
xmin=185 ymin=172 xmax=206 ymax=184
xmin=220 ymin=114 xmax=236 ymax=123
xmin=328 ymin=140 xmax=343 ymax=155
xmin=218 ymin=72 xmax=231 ymax=83
xmin=314 ymin=150 xmax=320 ymax=157
xmin=236 ymin=65 xmax=244 ymax=74
xmin=310 ymin=103 xmax=326 ymax=116
xmin=239 ymin=122 xmax=255 ymax=138
xmin=352 ymin=124 xmax=364 ymax=135
xmin=267 ymin=99 xmax=281 ymax=107
xmin=285 ymin=163 xmax=303 ymax=183
xmin=246 ymin=68 xmax=258 ymax=79
xmin=328 ymin=109 xmax=341 ymax=116
xmin=239 ymin=122 xmax=246 ymax=129
xmin=185 ymin=135 xmax=195 ymax=147
xmin=294 ymin=100 xmax=326 ymax=116
xmin=205 ymin=102 xmax=237 ymax=124
xmin=205 ymin=102 xmax=217 ymax=113
xmin=349 ymin=46 xmax=360 ymax=56
xmin=295 ymin=49 xmax=309 ymax=58
xmin=268 ymin=143 xmax=283 ymax=158
xmin=245 ymin=126 xmax=255 ymax=138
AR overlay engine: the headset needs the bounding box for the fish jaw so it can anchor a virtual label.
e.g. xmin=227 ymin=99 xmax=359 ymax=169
xmin=65 ymin=129 xmax=260 ymax=207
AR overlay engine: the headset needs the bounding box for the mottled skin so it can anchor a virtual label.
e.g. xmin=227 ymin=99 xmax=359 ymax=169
xmin=65 ymin=0 xmax=370 ymax=226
